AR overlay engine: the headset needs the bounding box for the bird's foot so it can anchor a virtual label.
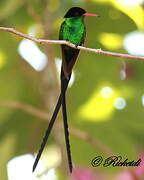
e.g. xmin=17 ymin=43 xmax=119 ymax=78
xmin=75 ymin=44 xmax=79 ymax=48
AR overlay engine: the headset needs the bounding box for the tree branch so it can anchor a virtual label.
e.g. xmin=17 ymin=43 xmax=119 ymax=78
xmin=0 ymin=100 xmax=50 ymax=120
xmin=0 ymin=100 xmax=113 ymax=156
xmin=0 ymin=26 xmax=144 ymax=61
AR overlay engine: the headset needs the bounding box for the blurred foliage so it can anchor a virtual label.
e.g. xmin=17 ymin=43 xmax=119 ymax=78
xmin=0 ymin=0 xmax=144 ymax=179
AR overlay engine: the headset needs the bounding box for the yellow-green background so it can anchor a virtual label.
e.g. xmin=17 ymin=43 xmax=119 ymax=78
xmin=0 ymin=0 xmax=144 ymax=179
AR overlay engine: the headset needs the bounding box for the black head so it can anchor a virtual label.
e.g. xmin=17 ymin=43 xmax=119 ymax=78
xmin=64 ymin=7 xmax=86 ymax=18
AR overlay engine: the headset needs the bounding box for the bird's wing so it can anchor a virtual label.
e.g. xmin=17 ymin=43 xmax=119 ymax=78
xmin=61 ymin=45 xmax=79 ymax=77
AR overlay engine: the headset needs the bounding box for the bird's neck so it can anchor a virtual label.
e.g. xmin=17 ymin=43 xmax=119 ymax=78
xmin=65 ymin=16 xmax=84 ymax=27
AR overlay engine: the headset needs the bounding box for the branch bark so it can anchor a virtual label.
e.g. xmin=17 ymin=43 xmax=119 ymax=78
xmin=0 ymin=26 xmax=144 ymax=61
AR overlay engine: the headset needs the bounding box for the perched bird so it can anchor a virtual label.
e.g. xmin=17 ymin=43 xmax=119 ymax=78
xmin=33 ymin=7 xmax=99 ymax=173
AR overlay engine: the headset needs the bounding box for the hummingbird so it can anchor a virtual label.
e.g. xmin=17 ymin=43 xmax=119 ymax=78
xmin=33 ymin=7 xmax=99 ymax=173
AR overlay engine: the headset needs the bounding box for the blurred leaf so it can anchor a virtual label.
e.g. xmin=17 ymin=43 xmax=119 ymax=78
xmin=98 ymin=33 xmax=123 ymax=50
xmin=77 ymin=84 xmax=119 ymax=121
xmin=0 ymin=50 xmax=7 ymax=69
xmin=92 ymin=0 xmax=144 ymax=29
xmin=112 ymin=0 xmax=144 ymax=30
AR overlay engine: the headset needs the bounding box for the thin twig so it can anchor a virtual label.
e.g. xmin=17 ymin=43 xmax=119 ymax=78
xmin=0 ymin=100 xmax=50 ymax=120
xmin=0 ymin=26 xmax=144 ymax=61
xmin=0 ymin=100 xmax=113 ymax=156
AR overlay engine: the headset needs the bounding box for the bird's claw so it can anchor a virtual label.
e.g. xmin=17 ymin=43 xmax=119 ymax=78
xmin=75 ymin=44 xmax=79 ymax=48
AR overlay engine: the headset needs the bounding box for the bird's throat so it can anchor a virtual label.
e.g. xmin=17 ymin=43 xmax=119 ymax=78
xmin=65 ymin=16 xmax=84 ymax=27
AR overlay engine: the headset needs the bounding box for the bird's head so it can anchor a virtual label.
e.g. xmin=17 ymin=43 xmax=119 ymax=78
xmin=64 ymin=7 xmax=99 ymax=18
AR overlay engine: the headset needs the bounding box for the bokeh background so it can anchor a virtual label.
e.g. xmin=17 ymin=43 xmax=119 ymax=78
xmin=0 ymin=0 xmax=144 ymax=179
